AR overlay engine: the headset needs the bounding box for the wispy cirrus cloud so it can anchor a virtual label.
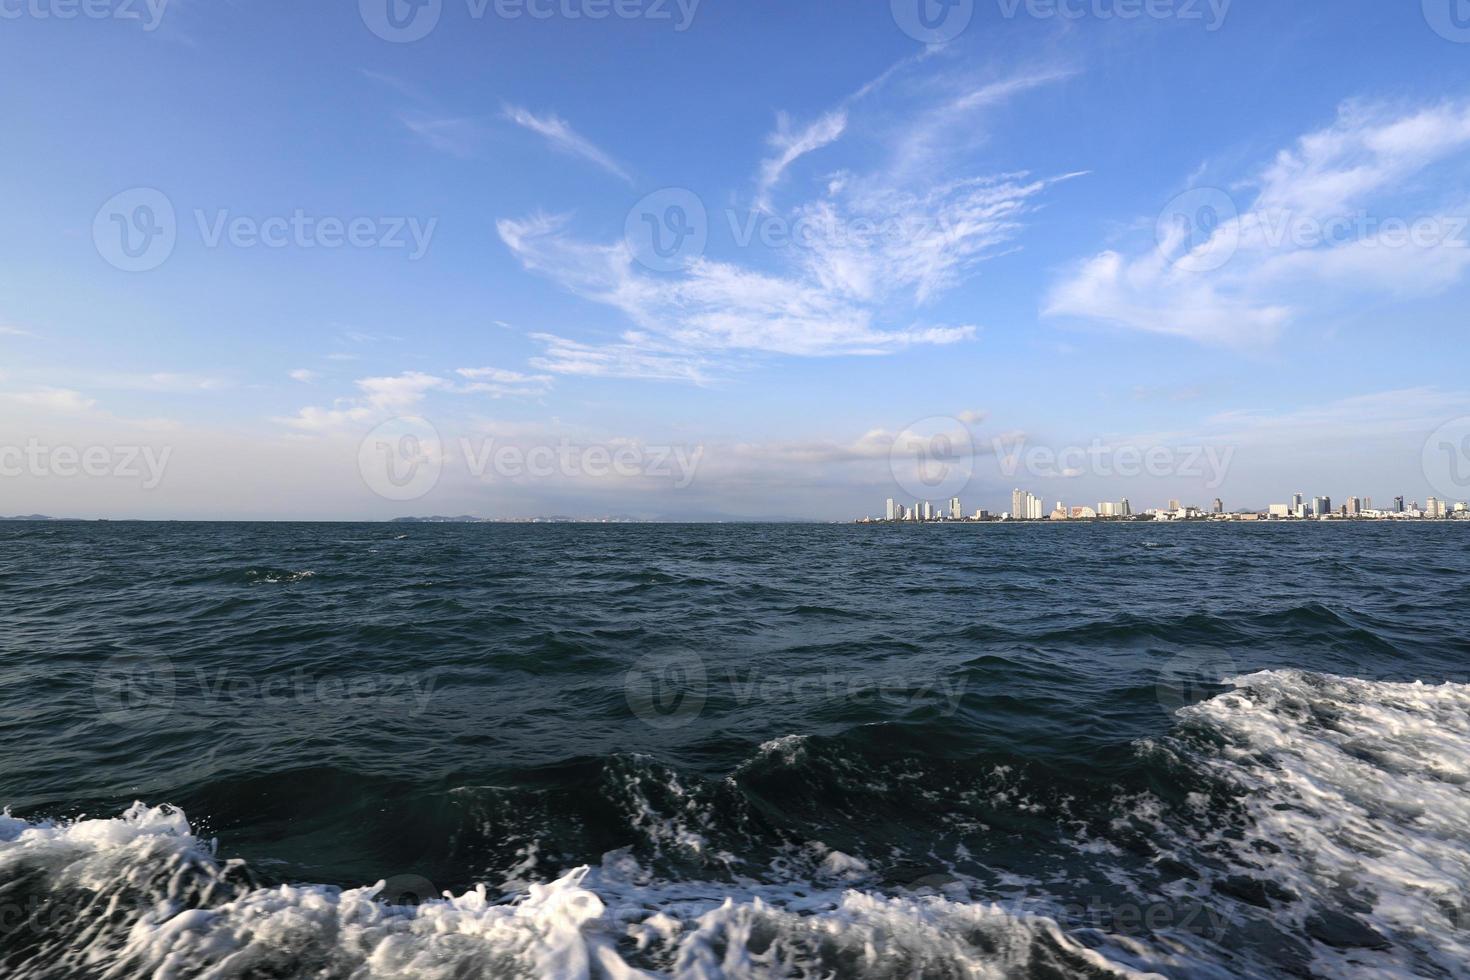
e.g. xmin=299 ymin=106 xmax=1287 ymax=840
xmin=753 ymin=109 xmax=848 ymax=212
xmin=504 ymin=105 xmax=632 ymax=183
xmin=398 ymin=112 xmax=488 ymax=158
xmin=527 ymin=332 xmax=714 ymax=385
xmin=499 ymin=61 xmax=1072 ymax=383
xmin=1046 ymin=98 xmax=1470 ymax=347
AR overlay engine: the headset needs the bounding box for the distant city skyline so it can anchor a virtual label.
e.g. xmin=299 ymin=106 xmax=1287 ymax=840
xmin=865 ymin=487 xmax=1469 ymax=523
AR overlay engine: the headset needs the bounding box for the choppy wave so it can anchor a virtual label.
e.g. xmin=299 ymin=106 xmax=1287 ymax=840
xmin=5 ymin=670 xmax=1469 ymax=978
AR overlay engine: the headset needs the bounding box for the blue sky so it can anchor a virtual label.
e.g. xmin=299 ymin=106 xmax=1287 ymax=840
xmin=2 ymin=0 xmax=1469 ymax=519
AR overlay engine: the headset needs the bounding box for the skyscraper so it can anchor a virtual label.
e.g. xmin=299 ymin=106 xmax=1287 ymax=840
xmin=885 ymin=498 xmax=897 ymax=521
xmin=1213 ymin=498 xmax=1224 ymax=514
xmin=1394 ymin=496 xmax=1405 ymax=513
xmin=1119 ymin=498 xmax=1132 ymax=517
xmin=949 ymin=497 xmax=962 ymax=520
xmin=1011 ymin=489 xmax=1027 ymax=520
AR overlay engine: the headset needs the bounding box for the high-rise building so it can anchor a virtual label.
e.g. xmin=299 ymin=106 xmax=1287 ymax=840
xmin=1292 ymin=492 xmax=1304 ymax=511
xmin=1011 ymin=489 xmax=1027 ymax=520
xmin=922 ymin=500 xmax=933 ymax=521
xmin=1119 ymin=498 xmax=1131 ymax=517
xmin=1168 ymin=499 xmax=1182 ymax=513
xmin=885 ymin=498 xmax=897 ymax=521
xmin=949 ymin=497 xmax=963 ymax=520
xmin=1314 ymin=496 xmax=1331 ymax=517
xmin=1213 ymin=498 xmax=1224 ymax=514
xmin=1394 ymin=496 xmax=1405 ymax=513
xmin=1029 ymin=495 xmax=1044 ymax=520
xmin=1346 ymin=496 xmax=1361 ymax=517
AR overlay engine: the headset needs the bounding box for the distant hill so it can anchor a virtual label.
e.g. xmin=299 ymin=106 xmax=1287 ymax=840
xmin=0 ymin=515 xmax=56 ymax=521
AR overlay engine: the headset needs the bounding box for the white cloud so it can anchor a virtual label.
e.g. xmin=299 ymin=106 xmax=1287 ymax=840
xmin=1 ymin=387 xmax=97 ymax=413
xmin=289 ymin=369 xmax=319 ymax=383
xmin=281 ymin=366 xmax=553 ymax=431
xmin=753 ymin=109 xmax=848 ymax=212
xmin=110 ymin=373 xmax=226 ymax=393
xmin=454 ymin=366 xmax=554 ymax=397
xmin=504 ymin=106 xmax=632 ymax=183
xmin=497 ymin=65 xmax=1069 ymax=381
xmin=528 ymin=333 xmax=712 ymax=384
xmin=1047 ymin=99 xmax=1470 ymax=346
xmin=398 ymin=112 xmax=486 ymax=157
xmin=281 ymin=371 xmax=446 ymax=431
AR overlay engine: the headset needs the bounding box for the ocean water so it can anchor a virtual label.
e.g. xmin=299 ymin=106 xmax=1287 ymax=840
xmin=1 ymin=520 xmax=1468 ymax=979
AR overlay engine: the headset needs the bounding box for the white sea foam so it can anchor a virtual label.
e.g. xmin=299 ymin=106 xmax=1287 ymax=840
xmin=0 ymin=804 xmax=1163 ymax=979
xmin=6 ymin=671 xmax=1470 ymax=978
xmin=1156 ymin=669 xmax=1470 ymax=977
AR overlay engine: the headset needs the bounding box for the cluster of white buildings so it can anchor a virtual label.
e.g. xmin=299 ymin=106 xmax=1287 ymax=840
xmin=862 ymin=489 xmax=1469 ymax=523
xmin=1262 ymin=493 xmax=1467 ymax=521
xmin=882 ymin=496 xmax=988 ymax=522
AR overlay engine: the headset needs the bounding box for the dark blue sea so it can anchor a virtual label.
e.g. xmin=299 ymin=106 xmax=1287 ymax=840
xmin=2 ymin=520 xmax=1468 ymax=978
